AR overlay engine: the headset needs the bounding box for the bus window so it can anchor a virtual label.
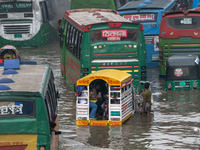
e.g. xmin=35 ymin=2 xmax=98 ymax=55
xmin=66 ymin=23 xmax=71 ymax=47
xmin=45 ymin=93 xmax=52 ymax=121
xmin=0 ymin=101 xmax=35 ymax=117
xmin=110 ymin=92 xmax=120 ymax=104
xmin=77 ymin=32 xmax=83 ymax=59
xmin=166 ymin=17 xmax=200 ymax=30
xmin=40 ymin=2 xmax=49 ymax=22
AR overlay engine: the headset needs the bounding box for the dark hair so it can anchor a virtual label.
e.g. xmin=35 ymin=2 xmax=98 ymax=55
xmin=144 ymin=82 xmax=150 ymax=89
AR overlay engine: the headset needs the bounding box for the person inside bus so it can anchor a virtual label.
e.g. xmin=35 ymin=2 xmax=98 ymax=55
xmin=3 ymin=50 xmax=16 ymax=60
xmin=89 ymin=83 xmax=102 ymax=119
xmin=141 ymin=82 xmax=151 ymax=116
xmin=79 ymin=86 xmax=97 ymax=119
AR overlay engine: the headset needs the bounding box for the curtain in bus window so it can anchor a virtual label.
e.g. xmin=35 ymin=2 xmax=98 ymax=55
xmin=91 ymin=29 xmax=139 ymax=43
xmin=0 ymin=2 xmax=32 ymax=13
xmin=166 ymin=17 xmax=200 ymax=29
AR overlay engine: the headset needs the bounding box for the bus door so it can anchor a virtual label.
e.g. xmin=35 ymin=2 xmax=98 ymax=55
xmin=76 ymin=86 xmax=89 ymax=124
xmin=109 ymin=86 xmax=121 ymax=122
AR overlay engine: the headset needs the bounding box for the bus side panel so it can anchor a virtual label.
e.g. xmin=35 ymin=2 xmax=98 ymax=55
xmin=36 ymin=97 xmax=51 ymax=150
xmin=64 ymin=47 xmax=81 ymax=89
xmin=60 ymin=21 xmax=67 ymax=79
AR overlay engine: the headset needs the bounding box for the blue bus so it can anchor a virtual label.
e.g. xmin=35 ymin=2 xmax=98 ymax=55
xmin=117 ymin=0 xmax=177 ymax=67
xmin=193 ymin=0 xmax=200 ymax=8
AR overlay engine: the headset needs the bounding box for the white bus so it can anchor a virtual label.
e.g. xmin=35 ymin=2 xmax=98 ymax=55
xmin=0 ymin=0 xmax=69 ymax=48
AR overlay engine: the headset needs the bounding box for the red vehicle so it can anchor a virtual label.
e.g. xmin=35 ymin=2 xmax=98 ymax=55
xmin=159 ymin=8 xmax=200 ymax=75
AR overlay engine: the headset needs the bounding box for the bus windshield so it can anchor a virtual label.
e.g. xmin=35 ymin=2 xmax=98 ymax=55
xmin=0 ymin=2 xmax=32 ymax=13
xmin=166 ymin=17 xmax=200 ymax=29
xmin=123 ymin=13 xmax=157 ymax=22
xmin=91 ymin=29 xmax=139 ymax=43
xmin=0 ymin=101 xmax=35 ymax=118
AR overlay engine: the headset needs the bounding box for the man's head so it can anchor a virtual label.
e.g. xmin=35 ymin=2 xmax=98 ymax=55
xmin=144 ymin=82 xmax=150 ymax=89
xmin=95 ymin=83 xmax=100 ymax=90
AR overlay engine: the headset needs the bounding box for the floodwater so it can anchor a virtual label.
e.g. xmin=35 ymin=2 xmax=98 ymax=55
xmin=18 ymin=39 xmax=200 ymax=149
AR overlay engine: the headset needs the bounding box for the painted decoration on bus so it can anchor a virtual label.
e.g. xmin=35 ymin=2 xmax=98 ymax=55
xmin=0 ymin=3 xmax=32 ymax=9
xmin=174 ymin=68 xmax=183 ymax=77
xmin=0 ymin=101 xmax=34 ymax=116
xmin=0 ymin=104 xmax=23 ymax=115
xmin=77 ymin=76 xmax=121 ymax=85
xmin=123 ymin=14 xmax=155 ymax=22
xmin=102 ymin=29 xmax=127 ymax=41
xmin=77 ymin=108 xmax=88 ymax=115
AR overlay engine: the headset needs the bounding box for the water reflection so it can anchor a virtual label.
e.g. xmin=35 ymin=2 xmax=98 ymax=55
xmin=16 ymin=40 xmax=200 ymax=149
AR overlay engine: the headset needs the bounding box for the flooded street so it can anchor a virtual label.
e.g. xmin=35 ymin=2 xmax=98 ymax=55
xmin=18 ymin=39 xmax=200 ymax=149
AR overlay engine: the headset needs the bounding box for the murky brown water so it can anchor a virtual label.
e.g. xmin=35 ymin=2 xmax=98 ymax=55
xmin=18 ymin=39 xmax=200 ymax=149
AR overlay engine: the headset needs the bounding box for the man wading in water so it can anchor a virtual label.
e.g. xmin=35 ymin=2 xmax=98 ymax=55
xmin=141 ymin=82 xmax=151 ymax=116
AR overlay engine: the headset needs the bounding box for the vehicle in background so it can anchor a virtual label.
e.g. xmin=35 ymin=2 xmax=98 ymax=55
xmin=165 ymin=54 xmax=200 ymax=91
xmin=117 ymin=0 xmax=177 ymax=67
xmin=58 ymin=8 xmax=147 ymax=91
xmin=70 ymin=0 xmax=129 ymax=10
xmin=0 ymin=45 xmax=20 ymax=61
xmin=76 ymin=69 xmax=138 ymax=126
xmin=0 ymin=0 xmax=69 ymax=48
xmin=0 ymin=60 xmax=61 ymax=149
xmin=159 ymin=9 xmax=200 ymax=76
xmin=192 ymin=0 xmax=200 ymax=8
xmin=75 ymin=69 xmax=154 ymax=126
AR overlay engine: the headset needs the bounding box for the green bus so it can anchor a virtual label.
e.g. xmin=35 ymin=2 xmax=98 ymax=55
xmin=159 ymin=9 xmax=200 ymax=76
xmin=0 ymin=60 xmax=60 ymax=150
xmin=165 ymin=54 xmax=200 ymax=90
xmin=58 ymin=9 xmax=147 ymax=91
xmin=70 ymin=0 xmax=129 ymax=10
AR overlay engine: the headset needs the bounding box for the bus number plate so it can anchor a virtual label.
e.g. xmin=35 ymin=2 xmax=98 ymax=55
xmin=179 ymin=81 xmax=185 ymax=86
xmin=181 ymin=38 xmax=190 ymax=42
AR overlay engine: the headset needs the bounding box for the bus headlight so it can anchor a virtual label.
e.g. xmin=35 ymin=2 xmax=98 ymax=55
xmin=133 ymin=45 xmax=137 ymax=49
xmin=94 ymin=46 xmax=97 ymax=49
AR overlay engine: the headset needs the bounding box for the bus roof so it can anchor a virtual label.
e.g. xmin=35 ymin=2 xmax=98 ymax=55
xmin=167 ymin=54 xmax=199 ymax=66
xmin=163 ymin=9 xmax=200 ymax=18
xmin=117 ymin=0 xmax=175 ymax=11
xmin=64 ymin=9 xmax=131 ymax=31
xmin=0 ymin=64 xmax=50 ymax=96
xmin=77 ymin=69 xmax=132 ymax=86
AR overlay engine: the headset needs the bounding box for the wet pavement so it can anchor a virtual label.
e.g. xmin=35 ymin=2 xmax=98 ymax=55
xmin=18 ymin=39 xmax=200 ymax=149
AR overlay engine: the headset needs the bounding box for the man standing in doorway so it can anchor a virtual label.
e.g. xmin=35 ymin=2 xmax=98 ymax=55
xmin=141 ymin=82 xmax=151 ymax=116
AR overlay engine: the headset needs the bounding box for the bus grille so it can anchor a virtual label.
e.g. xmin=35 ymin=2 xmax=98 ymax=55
xmin=4 ymin=25 xmax=30 ymax=34
xmin=145 ymin=36 xmax=154 ymax=44
xmin=174 ymin=82 xmax=190 ymax=90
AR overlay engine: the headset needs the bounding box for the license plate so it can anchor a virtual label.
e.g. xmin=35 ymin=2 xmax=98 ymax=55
xmin=181 ymin=38 xmax=190 ymax=42
xmin=179 ymin=81 xmax=185 ymax=86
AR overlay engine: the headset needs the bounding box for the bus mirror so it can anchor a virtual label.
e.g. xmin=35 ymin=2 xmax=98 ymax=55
xmin=55 ymin=131 xmax=61 ymax=135
xmin=56 ymin=91 xmax=60 ymax=98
